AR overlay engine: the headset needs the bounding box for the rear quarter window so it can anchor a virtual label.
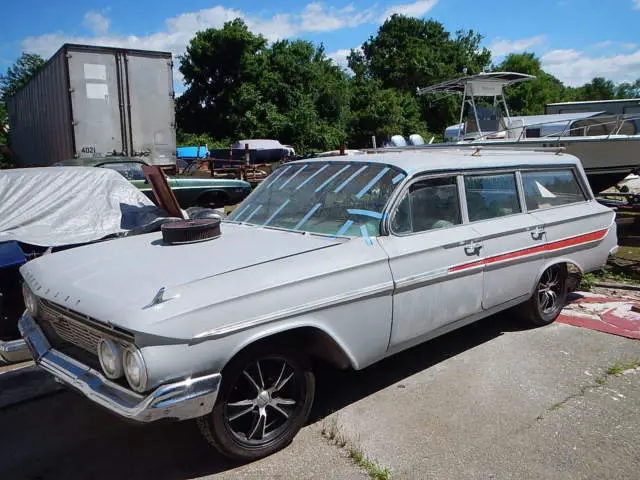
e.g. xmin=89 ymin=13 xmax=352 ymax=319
xmin=521 ymin=169 xmax=586 ymax=211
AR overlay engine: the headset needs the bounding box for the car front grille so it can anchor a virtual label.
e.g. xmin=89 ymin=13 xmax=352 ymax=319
xmin=36 ymin=299 xmax=133 ymax=357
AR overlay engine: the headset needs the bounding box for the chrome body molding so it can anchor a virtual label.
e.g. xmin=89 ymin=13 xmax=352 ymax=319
xmin=0 ymin=338 xmax=30 ymax=363
xmin=19 ymin=312 xmax=220 ymax=422
xmin=192 ymin=280 xmax=395 ymax=341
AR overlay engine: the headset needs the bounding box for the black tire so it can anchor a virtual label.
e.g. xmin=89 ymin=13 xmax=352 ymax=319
xmin=197 ymin=343 xmax=315 ymax=461
xmin=521 ymin=264 xmax=568 ymax=326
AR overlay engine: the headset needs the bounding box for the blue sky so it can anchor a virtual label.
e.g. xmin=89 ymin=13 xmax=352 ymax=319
xmin=2 ymin=0 xmax=640 ymax=90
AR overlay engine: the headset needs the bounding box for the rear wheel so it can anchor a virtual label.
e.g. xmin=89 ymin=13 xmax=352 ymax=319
xmin=521 ymin=264 xmax=568 ymax=326
xmin=197 ymin=344 xmax=315 ymax=461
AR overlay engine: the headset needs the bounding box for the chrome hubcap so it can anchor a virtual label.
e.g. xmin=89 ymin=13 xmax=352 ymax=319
xmin=538 ymin=267 xmax=562 ymax=314
xmin=225 ymin=358 xmax=299 ymax=443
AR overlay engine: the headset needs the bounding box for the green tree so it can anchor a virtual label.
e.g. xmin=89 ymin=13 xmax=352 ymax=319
xmin=0 ymin=52 xmax=45 ymax=168
xmin=176 ymin=20 xmax=350 ymax=152
xmin=347 ymin=76 xmax=427 ymax=147
xmin=615 ymin=79 xmax=640 ymax=99
xmin=495 ymin=53 xmax=565 ymax=115
xmin=349 ymin=15 xmax=491 ymax=135
xmin=571 ymin=77 xmax=617 ymax=101
xmin=0 ymin=53 xmax=45 ymax=99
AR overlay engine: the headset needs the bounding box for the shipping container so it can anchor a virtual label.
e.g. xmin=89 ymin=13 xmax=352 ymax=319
xmin=7 ymin=43 xmax=176 ymax=167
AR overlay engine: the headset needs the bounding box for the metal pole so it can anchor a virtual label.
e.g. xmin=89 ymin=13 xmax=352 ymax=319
xmin=470 ymin=94 xmax=482 ymax=138
xmin=457 ymin=84 xmax=467 ymax=141
xmin=371 ymin=136 xmax=377 ymax=149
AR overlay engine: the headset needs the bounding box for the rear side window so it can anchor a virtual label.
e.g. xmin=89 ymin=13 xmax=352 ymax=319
xmin=521 ymin=169 xmax=586 ymax=211
xmin=464 ymin=173 xmax=521 ymax=222
xmin=392 ymin=176 xmax=461 ymax=234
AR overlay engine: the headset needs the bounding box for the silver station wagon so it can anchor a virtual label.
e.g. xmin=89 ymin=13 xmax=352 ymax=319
xmin=18 ymin=148 xmax=617 ymax=460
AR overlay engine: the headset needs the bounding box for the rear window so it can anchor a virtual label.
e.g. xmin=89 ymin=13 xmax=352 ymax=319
xmin=464 ymin=173 xmax=521 ymax=222
xmin=521 ymin=169 xmax=586 ymax=211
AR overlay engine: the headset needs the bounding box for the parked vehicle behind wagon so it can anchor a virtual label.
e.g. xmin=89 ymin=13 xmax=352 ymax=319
xmin=58 ymin=157 xmax=252 ymax=209
xmin=19 ymin=148 xmax=616 ymax=460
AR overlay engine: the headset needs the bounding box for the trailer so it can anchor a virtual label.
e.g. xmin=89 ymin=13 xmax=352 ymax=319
xmin=7 ymin=43 xmax=176 ymax=167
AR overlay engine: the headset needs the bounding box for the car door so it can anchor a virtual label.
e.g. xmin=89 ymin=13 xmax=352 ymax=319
xmin=521 ymin=167 xmax=615 ymax=273
xmin=379 ymin=175 xmax=485 ymax=351
xmin=463 ymin=171 xmax=546 ymax=310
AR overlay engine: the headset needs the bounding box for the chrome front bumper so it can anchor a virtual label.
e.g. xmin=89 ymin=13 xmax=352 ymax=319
xmin=18 ymin=312 xmax=221 ymax=422
xmin=0 ymin=338 xmax=30 ymax=363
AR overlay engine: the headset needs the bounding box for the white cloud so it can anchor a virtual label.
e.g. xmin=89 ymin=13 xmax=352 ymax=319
xmin=379 ymin=0 xmax=439 ymax=22
xmin=327 ymin=45 xmax=364 ymax=72
xmin=20 ymin=2 xmax=442 ymax=89
xmin=82 ymin=11 xmax=110 ymax=36
xmin=593 ymin=40 xmax=614 ymax=49
xmin=489 ymin=35 xmax=546 ymax=57
xmin=633 ymin=0 xmax=640 ymax=10
xmin=300 ymin=3 xmax=374 ymax=32
xmin=542 ymin=48 xmax=640 ymax=86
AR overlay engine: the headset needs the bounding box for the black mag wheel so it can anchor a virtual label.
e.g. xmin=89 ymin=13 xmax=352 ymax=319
xmin=197 ymin=347 xmax=314 ymax=461
xmin=521 ymin=264 xmax=568 ymax=326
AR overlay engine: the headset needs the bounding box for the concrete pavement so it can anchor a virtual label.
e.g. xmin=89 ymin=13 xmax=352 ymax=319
xmin=0 ymin=312 xmax=638 ymax=479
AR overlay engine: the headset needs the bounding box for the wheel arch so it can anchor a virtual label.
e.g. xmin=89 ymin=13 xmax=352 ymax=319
xmin=530 ymin=258 xmax=582 ymax=296
xmin=224 ymin=322 xmax=358 ymax=372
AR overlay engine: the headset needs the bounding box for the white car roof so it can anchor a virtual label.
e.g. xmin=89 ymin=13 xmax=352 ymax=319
xmin=292 ymin=147 xmax=581 ymax=174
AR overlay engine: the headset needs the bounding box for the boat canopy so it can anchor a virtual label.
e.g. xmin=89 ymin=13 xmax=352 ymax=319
xmin=417 ymin=72 xmax=535 ymax=96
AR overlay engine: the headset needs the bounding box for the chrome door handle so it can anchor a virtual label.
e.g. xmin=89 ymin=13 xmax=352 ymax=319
xmin=464 ymin=243 xmax=483 ymax=256
xmin=530 ymin=228 xmax=546 ymax=241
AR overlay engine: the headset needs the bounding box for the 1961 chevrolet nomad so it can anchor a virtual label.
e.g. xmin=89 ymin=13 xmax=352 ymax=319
xmin=19 ymin=148 xmax=617 ymax=460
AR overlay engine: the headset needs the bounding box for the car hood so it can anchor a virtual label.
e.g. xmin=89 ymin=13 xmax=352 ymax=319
xmin=20 ymin=223 xmax=342 ymax=329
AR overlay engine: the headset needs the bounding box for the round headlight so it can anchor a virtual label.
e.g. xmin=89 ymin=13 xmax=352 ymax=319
xmin=98 ymin=339 xmax=124 ymax=379
xmin=21 ymin=283 xmax=39 ymax=317
xmin=123 ymin=347 xmax=148 ymax=392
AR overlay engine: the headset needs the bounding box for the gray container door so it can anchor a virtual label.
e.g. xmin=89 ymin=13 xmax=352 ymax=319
xmin=67 ymin=51 xmax=124 ymax=157
xmin=125 ymin=54 xmax=175 ymax=166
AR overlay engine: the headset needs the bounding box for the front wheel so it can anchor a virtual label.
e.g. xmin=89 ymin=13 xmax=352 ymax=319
xmin=197 ymin=345 xmax=315 ymax=461
xmin=520 ymin=264 xmax=568 ymax=326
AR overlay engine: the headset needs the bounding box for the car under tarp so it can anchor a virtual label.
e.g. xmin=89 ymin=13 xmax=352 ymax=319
xmin=0 ymin=166 xmax=169 ymax=247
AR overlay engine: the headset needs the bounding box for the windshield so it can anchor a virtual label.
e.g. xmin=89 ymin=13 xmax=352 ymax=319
xmin=228 ymin=161 xmax=405 ymax=238
xmin=98 ymin=162 xmax=146 ymax=181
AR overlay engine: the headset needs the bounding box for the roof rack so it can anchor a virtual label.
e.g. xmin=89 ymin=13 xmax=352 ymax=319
xmin=362 ymin=144 xmax=567 ymax=155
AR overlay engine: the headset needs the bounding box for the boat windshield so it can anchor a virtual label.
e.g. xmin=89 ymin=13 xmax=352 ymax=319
xmin=228 ymin=161 xmax=406 ymax=238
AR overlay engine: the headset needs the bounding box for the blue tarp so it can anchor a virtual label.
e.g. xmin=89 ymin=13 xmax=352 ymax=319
xmin=0 ymin=241 xmax=26 ymax=268
xmin=177 ymin=146 xmax=209 ymax=159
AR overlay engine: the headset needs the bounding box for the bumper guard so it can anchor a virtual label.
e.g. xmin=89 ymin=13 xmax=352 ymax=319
xmin=18 ymin=312 xmax=220 ymax=423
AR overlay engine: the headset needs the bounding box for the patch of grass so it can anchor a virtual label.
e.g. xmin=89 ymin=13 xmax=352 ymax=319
xmin=595 ymin=376 xmax=608 ymax=386
xmin=321 ymin=417 xmax=391 ymax=480
xmin=607 ymin=360 xmax=640 ymax=376
xmin=578 ymin=272 xmax=600 ymax=291
xmin=548 ymin=402 xmax=565 ymax=411
xmin=348 ymin=445 xmax=391 ymax=480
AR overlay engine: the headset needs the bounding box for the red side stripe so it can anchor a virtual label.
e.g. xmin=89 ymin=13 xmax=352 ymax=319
xmin=448 ymin=228 xmax=609 ymax=274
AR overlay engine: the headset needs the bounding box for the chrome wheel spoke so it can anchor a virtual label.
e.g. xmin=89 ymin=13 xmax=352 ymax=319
xmin=270 ymin=361 xmax=287 ymax=392
xmin=256 ymin=361 xmax=265 ymax=388
xmin=268 ymin=403 xmax=291 ymax=419
xmin=274 ymin=372 xmax=294 ymax=393
xmin=243 ymin=370 xmax=261 ymax=392
xmin=228 ymin=405 xmax=255 ymax=422
xmin=547 ymin=290 xmax=558 ymax=309
xmin=274 ymin=397 xmax=296 ymax=406
xmin=228 ymin=399 xmax=255 ymax=407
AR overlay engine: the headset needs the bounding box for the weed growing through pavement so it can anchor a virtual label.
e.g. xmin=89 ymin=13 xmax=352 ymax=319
xmin=321 ymin=416 xmax=391 ymax=480
xmin=607 ymin=360 xmax=640 ymax=376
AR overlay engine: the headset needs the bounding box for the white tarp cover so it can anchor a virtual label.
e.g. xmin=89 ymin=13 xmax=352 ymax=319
xmin=0 ymin=167 xmax=166 ymax=247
